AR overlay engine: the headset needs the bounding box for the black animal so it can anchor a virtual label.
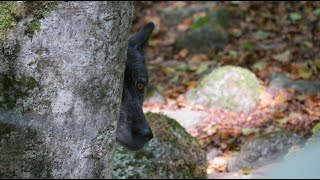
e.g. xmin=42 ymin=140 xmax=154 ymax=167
xmin=116 ymin=22 xmax=154 ymax=151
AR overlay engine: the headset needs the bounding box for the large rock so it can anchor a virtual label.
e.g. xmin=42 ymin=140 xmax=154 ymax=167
xmin=112 ymin=113 xmax=207 ymax=179
xmin=270 ymin=72 xmax=320 ymax=94
xmin=227 ymin=131 xmax=304 ymax=172
xmin=175 ymin=7 xmax=231 ymax=54
xmin=176 ymin=24 xmax=228 ymax=53
xmin=161 ymin=108 xmax=210 ymax=132
xmin=161 ymin=2 xmax=216 ymax=26
xmin=265 ymin=142 xmax=320 ymax=179
xmin=265 ymin=124 xmax=320 ymax=179
xmin=191 ymin=66 xmax=260 ymax=113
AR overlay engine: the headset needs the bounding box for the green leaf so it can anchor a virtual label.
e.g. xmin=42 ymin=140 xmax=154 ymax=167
xmin=259 ymin=86 xmax=266 ymax=93
xmin=156 ymin=85 xmax=164 ymax=93
xmin=277 ymin=117 xmax=289 ymax=125
xmin=161 ymin=67 xmax=176 ymax=74
xmin=228 ymin=50 xmax=238 ymax=57
xmin=191 ymin=16 xmax=209 ymax=30
xmin=231 ymin=1 xmax=241 ymax=5
xmin=231 ymin=28 xmax=242 ymax=38
xmin=272 ymin=50 xmax=291 ymax=63
xmin=252 ymin=61 xmax=268 ymax=71
xmin=289 ymin=12 xmax=302 ymax=21
xmin=176 ymin=63 xmax=189 ymax=71
xmin=314 ymin=59 xmax=320 ymax=69
xmin=169 ymin=74 xmax=179 ymax=83
xmin=242 ymin=128 xmax=259 ymax=136
xmin=302 ymin=41 xmax=313 ymax=49
xmin=313 ymin=9 xmax=320 ymax=16
xmin=196 ymin=63 xmax=209 ymax=75
xmin=243 ymin=41 xmax=256 ymax=50
xmin=254 ymin=30 xmax=270 ymax=40
xmin=241 ymin=167 xmax=252 ymax=175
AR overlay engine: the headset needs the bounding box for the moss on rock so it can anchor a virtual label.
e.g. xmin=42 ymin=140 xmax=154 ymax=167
xmin=0 ymin=2 xmax=23 ymax=41
xmin=0 ymin=74 xmax=38 ymax=109
xmin=23 ymin=1 xmax=60 ymax=36
xmin=112 ymin=112 xmax=207 ymax=179
xmin=0 ymin=122 xmax=14 ymax=139
xmin=192 ymin=65 xmax=260 ymax=113
xmin=0 ymin=43 xmax=38 ymax=110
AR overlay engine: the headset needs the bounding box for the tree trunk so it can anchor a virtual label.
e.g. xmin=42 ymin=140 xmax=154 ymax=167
xmin=0 ymin=1 xmax=134 ymax=178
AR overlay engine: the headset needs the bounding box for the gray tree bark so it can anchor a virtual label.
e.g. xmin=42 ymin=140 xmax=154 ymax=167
xmin=0 ymin=1 xmax=134 ymax=178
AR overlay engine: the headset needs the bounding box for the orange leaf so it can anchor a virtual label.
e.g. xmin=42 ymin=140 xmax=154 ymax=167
xmin=178 ymin=49 xmax=189 ymax=58
xmin=188 ymin=81 xmax=197 ymax=90
xmin=306 ymin=95 xmax=320 ymax=107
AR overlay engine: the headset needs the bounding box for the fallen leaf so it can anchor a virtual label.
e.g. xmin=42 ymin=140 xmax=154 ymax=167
xmin=228 ymin=50 xmax=238 ymax=57
xmin=289 ymin=12 xmax=302 ymax=21
xmin=161 ymin=66 xmax=176 ymax=74
xmin=188 ymin=81 xmax=197 ymax=90
xmin=252 ymin=61 xmax=268 ymax=71
xmin=314 ymin=59 xmax=320 ymax=69
xmin=243 ymin=41 xmax=257 ymax=50
xmin=177 ymin=18 xmax=193 ymax=32
xmin=172 ymin=1 xmax=187 ymax=9
xmin=313 ymin=9 xmax=320 ymax=16
xmin=196 ymin=63 xmax=209 ymax=75
xmin=190 ymin=54 xmax=209 ymax=61
xmin=231 ymin=28 xmax=242 ymax=38
xmin=242 ymin=128 xmax=259 ymax=136
xmin=306 ymin=95 xmax=320 ymax=107
xmin=274 ymin=92 xmax=287 ymax=104
xmin=178 ymin=49 xmax=189 ymax=58
xmin=297 ymin=64 xmax=313 ymax=79
xmin=272 ymin=50 xmax=291 ymax=63
xmin=241 ymin=167 xmax=252 ymax=175
xmin=302 ymin=41 xmax=313 ymax=49
xmin=176 ymin=63 xmax=189 ymax=71
xmin=276 ymin=117 xmax=289 ymax=125
xmin=254 ymin=30 xmax=271 ymax=40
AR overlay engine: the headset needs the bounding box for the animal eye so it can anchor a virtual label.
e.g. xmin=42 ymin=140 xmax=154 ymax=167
xmin=137 ymin=82 xmax=144 ymax=90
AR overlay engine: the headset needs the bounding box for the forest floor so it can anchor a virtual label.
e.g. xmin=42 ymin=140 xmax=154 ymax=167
xmin=132 ymin=1 xmax=320 ymax=178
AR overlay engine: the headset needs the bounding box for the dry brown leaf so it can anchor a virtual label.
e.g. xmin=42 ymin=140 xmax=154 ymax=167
xmin=178 ymin=49 xmax=189 ymax=58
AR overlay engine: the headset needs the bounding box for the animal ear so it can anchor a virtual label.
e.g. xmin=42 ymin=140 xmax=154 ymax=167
xmin=129 ymin=22 xmax=154 ymax=50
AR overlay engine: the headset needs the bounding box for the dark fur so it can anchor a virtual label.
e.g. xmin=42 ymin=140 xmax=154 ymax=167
xmin=116 ymin=22 xmax=154 ymax=151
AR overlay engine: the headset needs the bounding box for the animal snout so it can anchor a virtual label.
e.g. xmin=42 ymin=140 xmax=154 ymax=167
xmin=133 ymin=126 xmax=153 ymax=141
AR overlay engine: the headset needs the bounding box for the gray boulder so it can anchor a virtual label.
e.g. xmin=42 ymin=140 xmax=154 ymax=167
xmin=161 ymin=2 xmax=216 ymax=26
xmin=270 ymin=72 xmax=320 ymax=94
xmin=161 ymin=108 xmax=210 ymax=133
xmin=227 ymin=131 xmax=304 ymax=172
xmin=191 ymin=66 xmax=261 ymax=113
xmin=112 ymin=113 xmax=207 ymax=179
xmin=265 ymin=124 xmax=320 ymax=179
xmin=175 ymin=7 xmax=231 ymax=54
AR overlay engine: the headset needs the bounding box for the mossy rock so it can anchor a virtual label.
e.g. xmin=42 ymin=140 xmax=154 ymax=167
xmin=192 ymin=66 xmax=260 ymax=113
xmin=190 ymin=7 xmax=232 ymax=30
xmin=112 ymin=112 xmax=207 ymax=179
xmin=307 ymin=123 xmax=320 ymax=146
xmin=285 ymin=123 xmax=320 ymax=160
xmin=176 ymin=23 xmax=228 ymax=53
xmin=228 ymin=130 xmax=304 ymax=172
xmin=161 ymin=2 xmax=215 ymax=26
xmin=175 ymin=7 xmax=231 ymax=54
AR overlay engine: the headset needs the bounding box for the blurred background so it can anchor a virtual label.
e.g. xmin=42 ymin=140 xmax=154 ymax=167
xmin=125 ymin=1 xmax=320 ymax=179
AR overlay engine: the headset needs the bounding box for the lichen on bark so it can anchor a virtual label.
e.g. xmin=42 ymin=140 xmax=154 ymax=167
xmin=0 ymin=1 xmax=59 ymax=41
